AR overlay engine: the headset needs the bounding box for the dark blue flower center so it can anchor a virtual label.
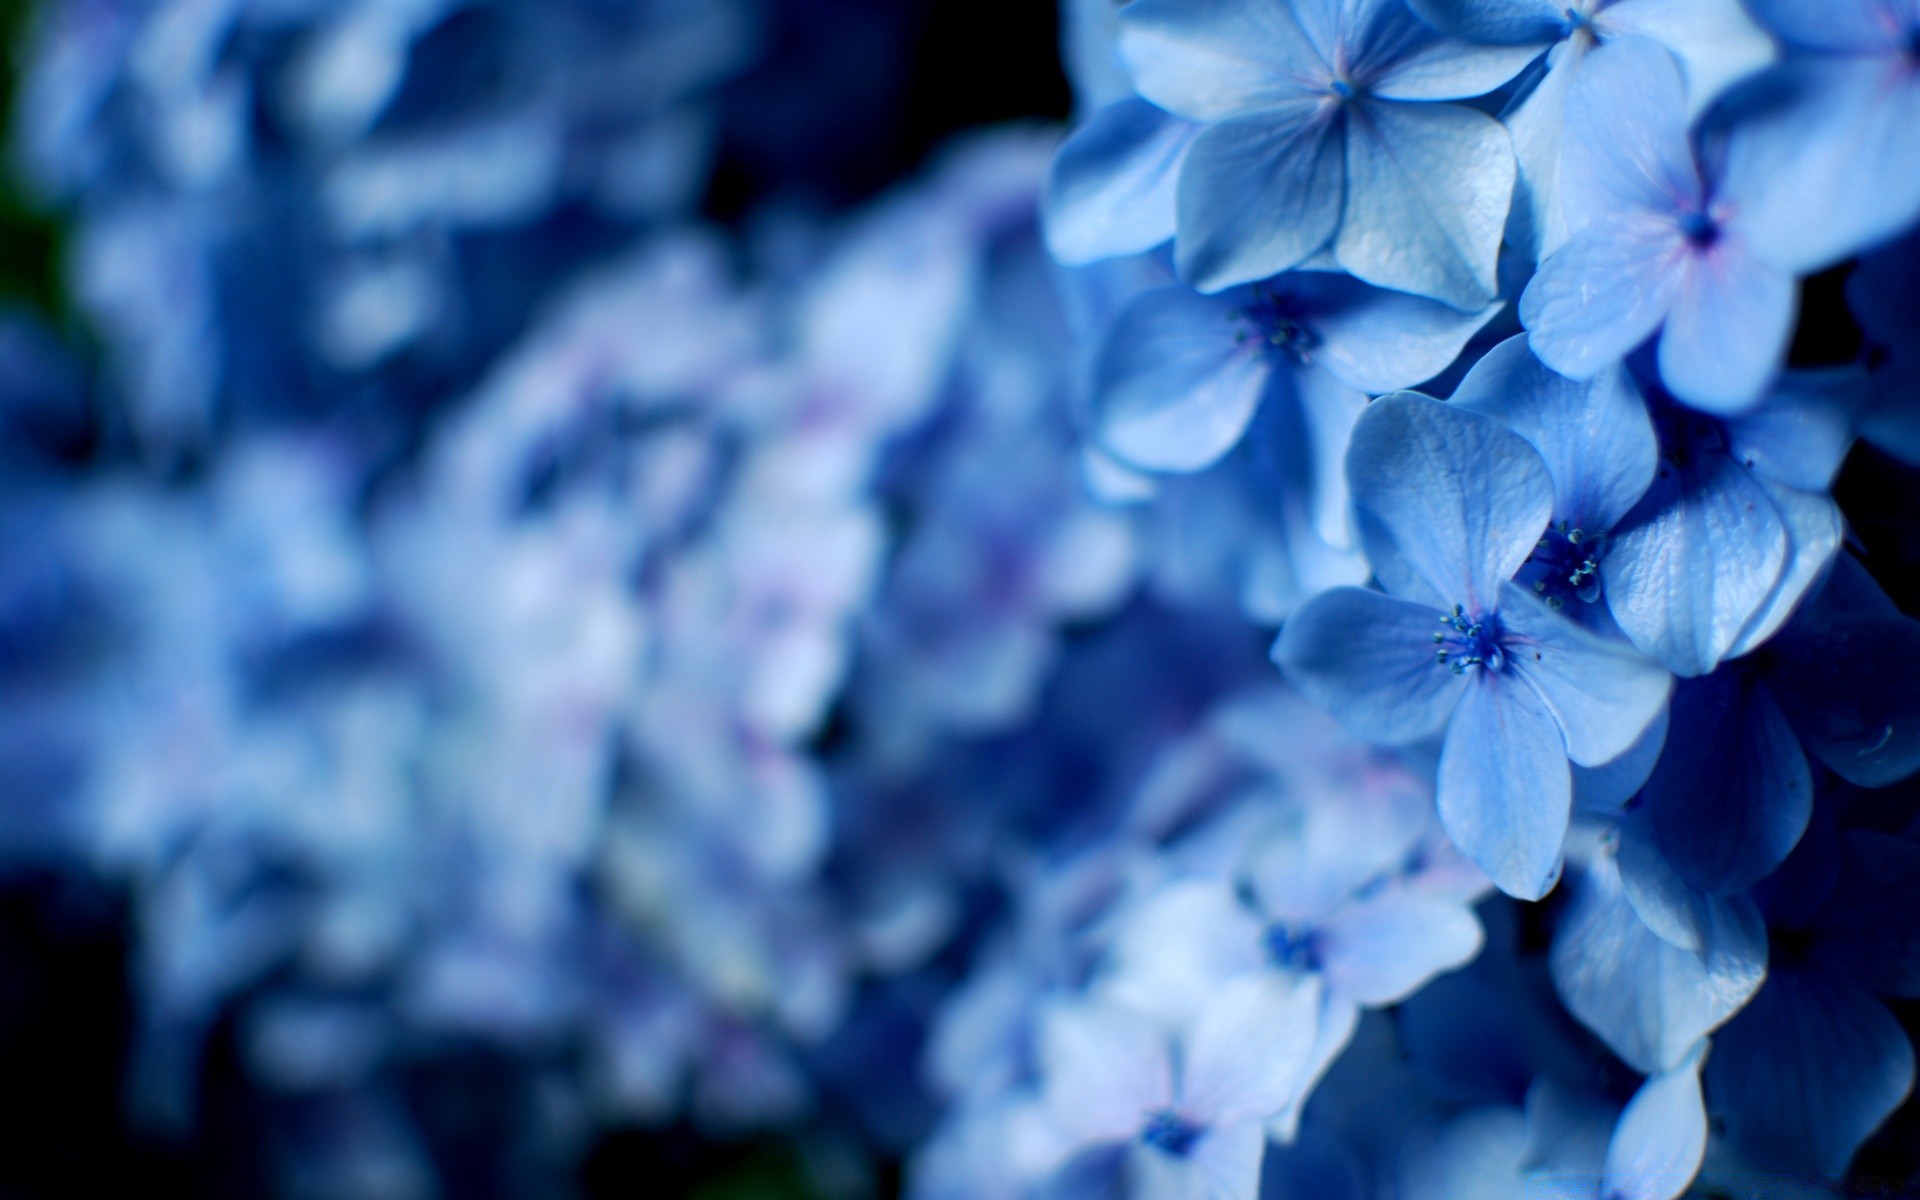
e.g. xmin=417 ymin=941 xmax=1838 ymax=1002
xmin=1235 ymin=287 xmax=1320 ymax=360
xmin=1433 ymin=605 xmax=1503 ymax=675
xmin=1328 ymin=78 xmax=1357 ymax=102
xmin=1560 ymin=7 xmax=1594 ymax=37
xmin=1264 ymin=922 xmax=1322 ymax=970
xmin=1526 ymin=521 xmax=1606 ymax=609
xmin=1678 ymin=209 xmax=1719 ymax=248
xmin=1141 ymin=1111 xmax=1203 ymax=1157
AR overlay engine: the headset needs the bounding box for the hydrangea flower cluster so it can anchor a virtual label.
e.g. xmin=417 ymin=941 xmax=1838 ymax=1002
xmin=3 ymin=0 xmax=1920 ymax=1197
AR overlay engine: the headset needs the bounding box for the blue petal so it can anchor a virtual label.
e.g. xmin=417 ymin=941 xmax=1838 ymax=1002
xmin=1616 ymin=811 xmax=1714 ymax=953
xmin=1521 ymin=217 xmax=1683 ymax=381
xmin=1810 ymin=831 xmax=1920 ymax=999
xmin=1293 ymin=365 xmax=1369 ymax=548
xmin=1656 ymin=237 xmax=1796 ymax=416
xmin=1181 ymin=973 xmax=1323 ymax=1126
xmin=1642 ymin=669 xmax=1812 ymax=895
xmin=1273 ymin=586 xmax=1464 ymax=745
xmin=1501 ymin=582 xmax=1672 ymax=769
xmin=1601 ymin=0 xmax=1778 ymax=119
xmin=1742 ymin=0 xmax=1907 ymax=53
xmin=1601 ymin=450 xmax=1788 ymax=678
xmin=1405 ymin=0 xmax=1563 ymax=45
xmin=1573 ymin=704 xmax=1669 ymax=817
xmin=1372 ymin=39 xmax=1544 ymax=102
xmin=1724 ymin=369 xmax=1863 ymax=493
xmin=1721 ymin=481 xmax=1842 ymax=662
xmin=1336 ymin=99 xmax=1515 ymax=311
xmin=1175 ymin=105 xmax=1346 ymax=292
xmin=1318 ymin=889 xmax=1485 ymax=1007
xmin=1438 ymin=672 xmax=1570 ymax=900
xmin=1706 ymin=967 xmax=1916 ymax=1176
xmin=1557 ymin=37 xmax=1701 ymax=231
xmin=1259 ymin=1125 xmax=1365 ymax=1200
xmin=1501 ymin=42 xmax=1580 ymax=263
xmin=1395 ymin=1107 xmax=1532 ymax=1200
xmin=1345 ymin=392 xmax=1554 ymax=614
xmin=1045 ymin=99 xmax=1196 ymax=265
xmin=1550 ymin=845 xmax=1768 ymax=1074
xmin=1451 ymin=335 xmax=1659 ymax=534
xmin=1726 ymin=56 xmax=1920 ymax=274
xmin=1290 ymin=272 xmax=1502 ymax=395
xmin=1092 ymin=285 xmax=1273 ymax=471
xmin=1602 ymin=1044 xmax=1708 ymax=1200
xmin=1116 ymin=0 xmax=1326 ymax=122
xmin=1769 ymin=605 xmax=1920 ymax=789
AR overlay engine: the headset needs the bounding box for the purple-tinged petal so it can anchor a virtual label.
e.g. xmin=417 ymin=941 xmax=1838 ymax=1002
xmin=1176 ymin=105 xmax=1346 ymax=292
xmin=1438 ymin=671 xmax=1570 ymax=900
xmin=1336 ymin=99 xmax=1515 ymax=311
xmin=1181 ymin=972 xmax=1323 ymax=1127
xmin=1038 ymin=999 xmax=1173 ymax=1147
xmin=1727 ymin=56 xmax=1920 ymax=273
xmin=1602 ymin=450 xmax=1788 ymax=677
xmin=1451 ymin=336 xmax=1658 ymax=533
xmin=1118 ymin=0 xmax=1327 ymax=122
xmin=1558 ymin=38 xmax=1702 ymax=230
xmin=1502 ymin=582 xmax=1672 ymax=769
xmin=1093 ymin=286 xmax=1273 ymax=472
xmin=1706 ymin=967 xmax=1916 ymax=1177
xmin=1656 ymin=238 xmax=1796 ymax=416
xmin=1274 ymin=586 xmax=1465 ymax=745
xmin=1602 ymin=1044 xmax=1708 ymax=1200
xmin=1046 ymin=99 xmax=1196 ymax=265
xmin=1642 ymin=669 xmax=1811 ymax=895
xmin=1521 ymin=217 xmax=1684 ymax=381
xmin=1345 ymin=391 xmax=1555 ymax=613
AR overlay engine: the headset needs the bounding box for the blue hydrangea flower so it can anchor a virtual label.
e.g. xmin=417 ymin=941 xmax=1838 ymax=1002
xmin=1722 ymin=0 xmax=1920 ymax=275
xmin=1117 ymin=0 xmax=1538 ymax=305
xmin=1519 ymin=38 xmax=1796 ymax=415
xmin=1277 ymin=392 xmax=1671 ymax=899
xmin=1408 ymin=0 xmax=1773 ymax=259
xmin=1598 ymin=369 xmax=1853 ymax=678
xmin=1707 ymin=822 xmax=1920 ymax=1176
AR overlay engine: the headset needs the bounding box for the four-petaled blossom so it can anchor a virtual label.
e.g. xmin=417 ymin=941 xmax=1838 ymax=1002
xmin=1118 ymin=0 xmax=1537 ymax=306
xmin=1277 ymin=392 xmax=1670 ymax=899
xmin=1520 ymin=37 xmax=1796 ymax=414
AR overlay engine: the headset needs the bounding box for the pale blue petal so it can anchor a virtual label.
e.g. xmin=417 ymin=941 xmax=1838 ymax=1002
xmin=1502 ymin=41 xmax=1582 ymax=263
xmin=1601 ymin=1045 xmax=1707 ymax=1200
xmin=1550 ymin=848 xmax=1768 ymax=1074
xmin=1503 ymin=583 xmax=1672 ymax=768
xmin=1176 ymin=105 xmax=1346 ymax=292
xmin=1707 ymin=968 xmax=1916 ymax=1176
xmin=1405 ymin=0 xmax=1564 ymax=44
xmin=1319 ymin=889 xmax=1484 ymax=1006
xmin=1521 ymin=217 xmax=1684 ymax=381
xmin=1722 ymin=482 xmax=1841 ymax=661
xmin=1346 ymin=392 xmax=1555 ymax=613
xmin=1451 ymin=336 xmax=1658 ymax=532
xmin=1724 ymin=369 xmax=1863 ymax=493
xmin=1039 ymin=999 xmax=1173 ymax=1145
xmin=1188 ymin=1121 xmax=1267 ymax=1200
xmin=1293 ymin=365 xmax=1369 ymax=548
xmin=1438 ymin=672 xmax=1570 ymax=900
xmin=1304 ymin=275 xmax=1502 ymax=394
xmin=1656 ymin=238 xmax=1796 ymax=416
xmin=1335 ymin=99 xmax=1515 ymax=311
xmin=1643 ymin=670 xmax=1812 ymax=895
xmin=1093 ymin=285 xmax=1273 ymax=472
xmin=1600 ymin=0 xmax=1777 ymax=118
xmin=1354 ymin=504 xmax=1449 ymax=609
xmin=1616 ymin=810 xmax=1714 ymax=953
xmin=1558 ymin=38 xmax=1701 ymax=230
xmin=1046 ymin=99 xmax=1196 ymax=265
xmin=1727 ymin=57 xmax=1920 ymax=273
xmin=1181 ymin=973 xmax=1323 ymax=1127
xmin=1274 ymin=586 xmax=1464 ymax=745
xmin=1601 ymin=452 xmax=1788 ymax=677
xmin=1118 ymin=0 xmax=1327 ymax=122
xmin=1372 ymin=40 xmax=1544 ymax=101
